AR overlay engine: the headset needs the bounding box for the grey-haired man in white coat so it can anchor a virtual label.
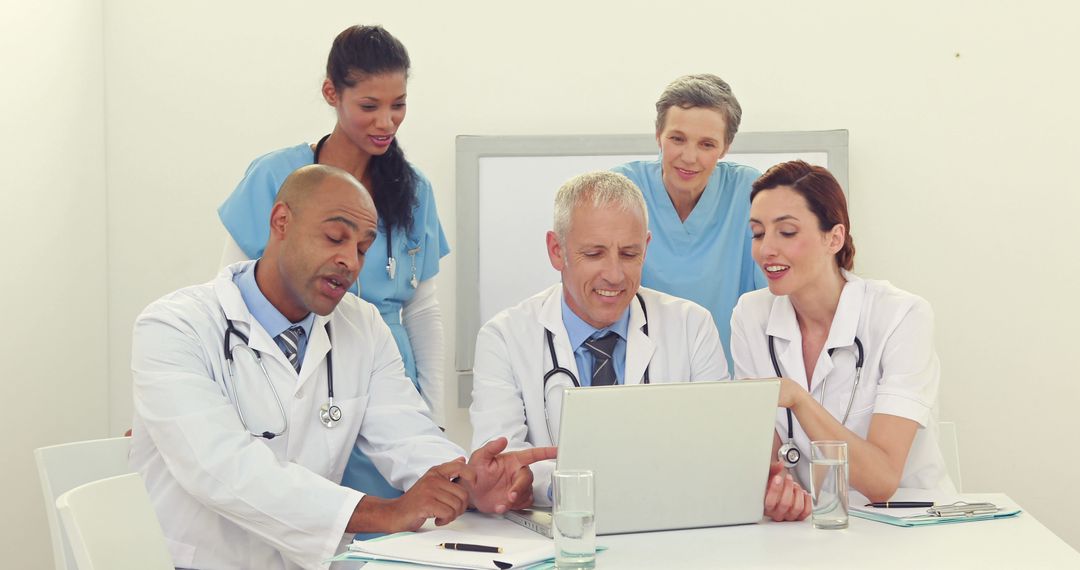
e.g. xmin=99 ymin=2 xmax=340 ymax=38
xmin=468 ymin=170 xmax=809 ymax=522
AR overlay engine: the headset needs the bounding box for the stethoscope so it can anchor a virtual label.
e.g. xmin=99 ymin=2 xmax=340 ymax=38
xmin=769 ymin=334 xmax=864 ymax=468
xmin=314 ymin=134 xmax=419 ymax=289
xmin=541 ymin=293 xmax=650 ymax=443
xmin=222 ymin=315 xmax=342 ymax=439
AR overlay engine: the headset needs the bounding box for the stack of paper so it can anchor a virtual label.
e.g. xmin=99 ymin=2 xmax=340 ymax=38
xmin=336 ymin=529 xmax=555 ymax=569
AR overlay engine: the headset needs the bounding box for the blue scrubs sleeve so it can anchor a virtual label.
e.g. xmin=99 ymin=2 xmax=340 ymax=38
xmin=217 ymin=144 xmax=315 ymax=259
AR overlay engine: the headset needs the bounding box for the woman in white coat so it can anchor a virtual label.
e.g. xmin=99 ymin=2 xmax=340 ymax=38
xmin=730 ymin=160 xmax=953 ymax=502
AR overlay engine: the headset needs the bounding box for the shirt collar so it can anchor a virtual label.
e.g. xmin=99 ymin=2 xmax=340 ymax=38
xmin=234 ymin=260 xmax=315 ymax=339
xmin=560 ymin=294 xmax=631 ymax=350
xmin=766 ymin=269 xmax=865 ymax=349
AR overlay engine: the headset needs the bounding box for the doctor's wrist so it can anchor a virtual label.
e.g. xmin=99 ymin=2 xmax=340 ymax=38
xmin=346 ymin=495 xmax=394 ymax=534
xmin=786 ymin=384 xmax=813 ymax=413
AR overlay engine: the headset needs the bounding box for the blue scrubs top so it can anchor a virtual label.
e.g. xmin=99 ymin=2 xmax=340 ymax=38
xmin=612 ymin=159 xmax=766 ymax=367
xmin=218 ymin=143 xmax=450 ymax=502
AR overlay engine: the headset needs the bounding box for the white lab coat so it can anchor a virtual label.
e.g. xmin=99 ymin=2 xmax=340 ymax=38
xmin=469 ymin=285 xmax=729 ymax=504
xmin=129 ymin=262 xmax=464 ymax=570
xmin=729 ymin=270 xmax=954 ymax=494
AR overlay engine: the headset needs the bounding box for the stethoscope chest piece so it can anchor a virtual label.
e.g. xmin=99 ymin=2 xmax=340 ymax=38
xmin=778 ymin=441 xmax=801 ymax=469
xmin=223 ymin=310 xmax=344 ymax=436
xmin=768 ymin=335 xmax=865 ymax=469
xmin=320 ymin=400 xmax=342 ymax=428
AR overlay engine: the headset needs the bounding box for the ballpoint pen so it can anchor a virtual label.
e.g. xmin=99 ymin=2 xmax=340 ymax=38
xmin=438 ymin=543 xmax=503 ymax=553
xmin=865 ymin=501 xmax=934 ymax=508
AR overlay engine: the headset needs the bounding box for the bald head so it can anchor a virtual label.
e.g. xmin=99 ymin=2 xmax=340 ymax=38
xmin=276 ymin=164 xmax=375 ymax=215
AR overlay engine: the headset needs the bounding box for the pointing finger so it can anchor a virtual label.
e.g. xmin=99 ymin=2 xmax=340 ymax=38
xmin=505 ymin=446 xmax=557 ymax=467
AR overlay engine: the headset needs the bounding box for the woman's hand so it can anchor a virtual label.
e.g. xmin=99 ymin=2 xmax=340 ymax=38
xmin=777 ymin=377 xmax=806 ymax=409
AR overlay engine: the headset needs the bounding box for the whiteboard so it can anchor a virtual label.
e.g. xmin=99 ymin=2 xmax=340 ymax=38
xmin=454 ymin=131 xmax=848 ymax=406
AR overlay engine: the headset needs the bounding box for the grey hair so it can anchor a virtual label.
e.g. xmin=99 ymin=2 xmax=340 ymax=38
xmin=552 ymin=171 xmax=648 ymax=243
xmin=654 ymin=73 xmax=742 ymax=146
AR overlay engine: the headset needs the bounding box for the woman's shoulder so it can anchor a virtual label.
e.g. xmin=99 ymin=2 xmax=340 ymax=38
xmin=855 ymin=274 xmax=934 ymax=326
xmin=712 ymin=161 xmax=761 ymax=186
xmin=243 ymin=142 xmax=315 ymax=177
xmin=733 ymin=287 xmax=778 ymax=320
xmin=406 ymin=162 xmax=434 ymax=195
xmin=611 ymin=159 xmax=661 ymax=184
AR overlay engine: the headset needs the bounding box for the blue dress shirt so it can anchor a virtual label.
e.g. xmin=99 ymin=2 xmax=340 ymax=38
xmin=234 ymin=261 xmax=315 ymax=368
xmin=560 ymin=295 xmax=631 ymax=386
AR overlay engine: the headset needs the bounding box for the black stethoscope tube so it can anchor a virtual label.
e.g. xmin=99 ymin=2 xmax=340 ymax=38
xmin=223 ymin=317 xmax=337 ymax=437
xmin=543 ymin=292 xmax=651 ymax=390
xmin=769 ymin=334 xmax=864 ymax=465
xmin=540 ymin=293 xmax=651 ymax=444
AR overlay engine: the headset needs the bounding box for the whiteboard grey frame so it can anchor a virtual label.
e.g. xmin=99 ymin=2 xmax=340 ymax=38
xmin=454 ymin=130 xmax=849 ymax=407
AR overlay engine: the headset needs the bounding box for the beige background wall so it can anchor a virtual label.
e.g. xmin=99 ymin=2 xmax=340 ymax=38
xmin=4 ymin=1 xmax=1079 ymax=566
xmin=0 ymin=0 xmax=109 ymax=566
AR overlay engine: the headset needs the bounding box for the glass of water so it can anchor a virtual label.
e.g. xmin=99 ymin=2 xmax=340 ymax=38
xmin=552 ymin=470 xmax=595 ymax=569
xmin=809 ymin=441 xmax=849 ymax=529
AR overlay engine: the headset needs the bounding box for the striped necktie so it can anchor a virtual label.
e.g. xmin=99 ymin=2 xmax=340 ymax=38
xmin=277 ymin=326 xmax=305 ymax=372
xmin=583 ymin=331 xmax=619 ymax=386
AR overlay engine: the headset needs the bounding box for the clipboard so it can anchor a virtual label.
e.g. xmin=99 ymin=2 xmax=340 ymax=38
xmin=850 ymin=500 xmax=1022 ymax=527
xmin=329 ymin=529 xmax=555 ymax=569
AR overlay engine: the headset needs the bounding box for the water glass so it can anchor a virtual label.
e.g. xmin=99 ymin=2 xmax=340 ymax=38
xmin=552 ymin=470 xmax=596 ymax=569
xmin=809 ymin=440 xmax=849 ymax=529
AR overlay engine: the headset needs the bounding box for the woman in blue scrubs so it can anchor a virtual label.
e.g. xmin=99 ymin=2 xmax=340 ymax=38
xmin=612 ymin=74 xmax=764 ymax=364
xmin=217 ymin=25 xmax=449 ymax=501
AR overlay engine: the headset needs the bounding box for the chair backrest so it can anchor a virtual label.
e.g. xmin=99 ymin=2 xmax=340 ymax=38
xmin=34 ymin=437 xmax=134 ymax=570
xmin=55 ymin=473 xmax=174 ymax=570
xmin=937 ymin=421 xmax=963 ymax=492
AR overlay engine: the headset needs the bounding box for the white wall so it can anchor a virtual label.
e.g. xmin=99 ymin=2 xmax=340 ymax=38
xmin=0 ymin=0 xmax=108 ymax=566
xmin=3 ymin=0 xmax=1074 ymax=565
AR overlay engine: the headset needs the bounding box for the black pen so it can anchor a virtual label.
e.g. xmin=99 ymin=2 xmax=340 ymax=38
xmin=865 ymin=501 xmax=934 ymax=508
xmin=438 ymin=542 xmax=503 ymax=553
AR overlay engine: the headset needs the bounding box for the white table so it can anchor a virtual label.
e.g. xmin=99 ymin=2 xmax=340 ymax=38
xmin=337 ymin=494 xmax=1079 ymax=569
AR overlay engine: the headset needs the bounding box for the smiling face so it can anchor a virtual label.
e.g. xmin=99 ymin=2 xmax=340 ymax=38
xmin=263 ymin=171 xmax=378 ymax=321
xmin=656 ymin=106 xmax=730 ymax=197
xmin=749 ymin=186 xmax=845 ymax=297
xmin=322 ymin=71 xmax=407 ymax=158
xmin=547 ymin=200 xmax=650 ymax=329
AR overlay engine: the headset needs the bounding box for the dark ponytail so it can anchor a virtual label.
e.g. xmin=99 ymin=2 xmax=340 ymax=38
xmin=327 ymin=25 xmax=417 ymax=234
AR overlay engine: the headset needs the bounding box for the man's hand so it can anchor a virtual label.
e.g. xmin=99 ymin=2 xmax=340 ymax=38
xmin=763 ymin=461 xmax=812 ymax=522
xmin=347 ymin=458 xmax=473 ymax=533
xmin=464 ymin=437 xmax=557 ymax=514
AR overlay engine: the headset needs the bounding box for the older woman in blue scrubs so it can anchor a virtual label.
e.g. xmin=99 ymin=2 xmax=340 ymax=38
xmin=612 ymin=74 xmax=764 ymax=362
xmin=217 ymin=25 xmax=449 ymax=502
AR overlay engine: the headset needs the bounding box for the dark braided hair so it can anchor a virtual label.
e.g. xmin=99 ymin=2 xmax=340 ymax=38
xmin=327 ymin=25 xmax=417 ymax=234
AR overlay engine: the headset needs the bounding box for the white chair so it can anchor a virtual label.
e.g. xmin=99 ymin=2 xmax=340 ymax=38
xmin=55 ymin=473 xmax=173 ymax=570
xmin=937 ymin=421 xmax=963 ymax=492
xmin=34 ymin=437 xmax=134 ymax=570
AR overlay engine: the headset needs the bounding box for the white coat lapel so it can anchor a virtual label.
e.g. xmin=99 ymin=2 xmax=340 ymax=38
xmin=813 ymin=273 xmax=866 ymax=402
xmin=298 ymin=314 xmax=331 ymax=391
xmin=537 ymin=286 xmax=584 ymax=384
xmin=538 ymin=286 xmax=583 ymax=444
xmin=214 ymin=263 xmax=298 ymax=375
xmin=624 ymin=293 xmax=655 ymax=385
xmin=824 ymin=272 xmax=865 ymax=353
xmin=765 ymin=296 xmax=808 ymax=391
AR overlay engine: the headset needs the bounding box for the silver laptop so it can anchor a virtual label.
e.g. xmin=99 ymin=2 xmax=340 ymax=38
xmin=509 ymin=379 xmax=779 ymax=536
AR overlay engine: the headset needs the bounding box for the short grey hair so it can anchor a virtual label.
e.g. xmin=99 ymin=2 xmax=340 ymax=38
xmin=552 ymin=171 xmax=648 ymax=243
xmin=654 ymin=74 xmax=742 ymax=146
